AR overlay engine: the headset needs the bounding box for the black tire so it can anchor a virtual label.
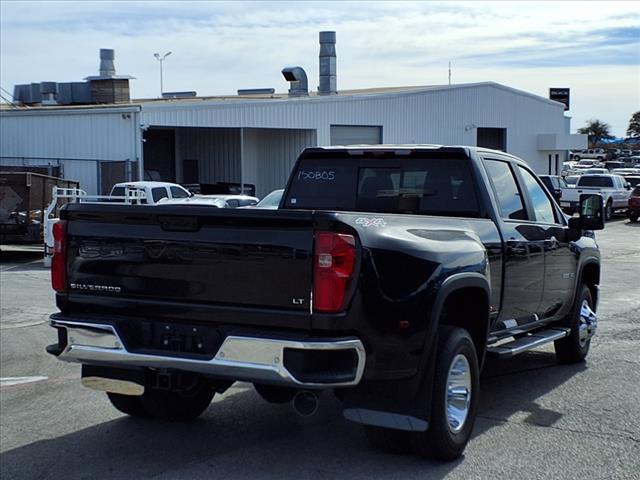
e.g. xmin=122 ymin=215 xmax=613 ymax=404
xmin=605 ymin=200 xmax=613 ymax=221
xmin=107 ymin=393 xmax=148 ymax=417
xmin=554 ymin=285 xmax=594 ymax=363
xmin=254 ymin=384 xmax=297 ymax=404
xmin=413 ymin=326 xmax=480 ymax=461
xmin=140 ymin=381 xmax=216 ymax=420
xmin=630 ymin=213 xmax=639 ymax=223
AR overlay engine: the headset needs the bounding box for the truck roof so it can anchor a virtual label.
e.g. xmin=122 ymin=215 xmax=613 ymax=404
xmin=302 ymin=144 xmax=522 ymax=162
xmin=112 ymin=181 xmax=184 ymax=189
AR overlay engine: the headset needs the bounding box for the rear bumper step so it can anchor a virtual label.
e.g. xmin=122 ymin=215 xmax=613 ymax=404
xmin=49 ymin=317 xmax=366 ymax=388
xmin=486 ymin=328 xmax=570 ymax=358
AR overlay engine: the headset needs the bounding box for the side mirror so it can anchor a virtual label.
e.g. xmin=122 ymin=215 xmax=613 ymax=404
xmin=568 ymin=194 xmax=605 ymax=231
xmin=626 ymin=183 xmax=632 ymax=190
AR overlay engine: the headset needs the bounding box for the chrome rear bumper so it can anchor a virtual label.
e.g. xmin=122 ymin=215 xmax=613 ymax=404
xmin=50 ymin=318 xmax=366 ymax=388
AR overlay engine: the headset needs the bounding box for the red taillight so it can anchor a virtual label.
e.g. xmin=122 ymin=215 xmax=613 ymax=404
xmin=313 ymin=232 xmax=357 ymax=313
xmin=51 ymin=220 xmax=68 ymax=292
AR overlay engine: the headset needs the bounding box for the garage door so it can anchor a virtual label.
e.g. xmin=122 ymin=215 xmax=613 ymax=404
xmin=330 ymin=125 xmax=382 ymax=146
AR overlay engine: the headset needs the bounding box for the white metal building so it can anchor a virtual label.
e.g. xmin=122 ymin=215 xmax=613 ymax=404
xmin=1 ymin=81 xmax=586 ymax=197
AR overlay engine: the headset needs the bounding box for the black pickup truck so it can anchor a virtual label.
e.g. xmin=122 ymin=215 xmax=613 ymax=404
xmin=47 ymin=145 xmax=604 ymax=460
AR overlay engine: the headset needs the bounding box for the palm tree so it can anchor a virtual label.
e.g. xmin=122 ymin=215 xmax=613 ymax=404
xmin=577 ymin=119 xmax=614 ymax=147
xmin=626 ymin=111 xmax=640 ymax=139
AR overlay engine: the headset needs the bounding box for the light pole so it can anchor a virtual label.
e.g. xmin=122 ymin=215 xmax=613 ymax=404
xmin=153 ymin=51 xmax=172 ymax=97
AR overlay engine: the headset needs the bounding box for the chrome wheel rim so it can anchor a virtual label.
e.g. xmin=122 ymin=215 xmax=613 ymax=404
xmin=578 ymin=300 xmax=597 ymax=347
xmin=446 ymin=354 xmax=472 ymax=434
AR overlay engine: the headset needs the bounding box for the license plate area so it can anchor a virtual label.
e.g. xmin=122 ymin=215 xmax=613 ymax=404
xmin=117 ymin=319 xmax=223 ymax=359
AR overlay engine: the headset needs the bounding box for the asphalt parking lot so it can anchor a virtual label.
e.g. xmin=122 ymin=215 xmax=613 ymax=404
xmin=1 ymin=218 xmax=639 ymax=480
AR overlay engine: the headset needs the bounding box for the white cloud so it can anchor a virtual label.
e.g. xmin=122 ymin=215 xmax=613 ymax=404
xmin=1 ymin=1 xmax=638 ymax=135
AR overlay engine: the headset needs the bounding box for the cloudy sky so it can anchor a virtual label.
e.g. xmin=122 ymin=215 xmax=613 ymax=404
xmin=1 ymin=1 xmax=638 ymax=136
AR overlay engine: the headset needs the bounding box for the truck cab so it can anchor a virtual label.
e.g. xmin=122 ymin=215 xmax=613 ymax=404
xmin=109 ymin=181 xmax=191 ymax=205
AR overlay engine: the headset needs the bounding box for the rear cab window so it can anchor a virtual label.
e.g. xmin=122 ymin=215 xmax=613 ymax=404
xmin=284 ymin=152 xmax=481 ymax=217
xmin=578 ymin=176 xmax=613 ymax=188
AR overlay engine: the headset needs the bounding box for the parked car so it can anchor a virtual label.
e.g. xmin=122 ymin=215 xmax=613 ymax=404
xmin=572 ymin=149 xmax=607 ymax=161
xmin=564 ymin=175 xmax=580 ymax=187
xmin=603 ymin=161 xmax=625 ymax=170
xmin=47 ymin=145 xmax=605 ymax=461
xmin=610 ymin=168 xmax=640 ymax=176
xmin=110 ymin=181 xmax=192 ymax=205
xmin=622 ymin=156 xmax=640 ymax=168
xmin=561 ymin=174 xmax=632 ymax=219
xmin=539 ymin=175 xmax=568 ymax=202
xmin=623 ymin=176 xmax=640 ymax=188
xmin=159 ymin=194 xmax=259 ymax=208
xmin=581 ymin=168 xmax=610 ymax=175
xmin=628 ymin=185 xmax=640 ymax=222
xmin=251 ymin=189 xmax=284 ymax=209
xmin=574 ymin=159 xmax=603 ymax=169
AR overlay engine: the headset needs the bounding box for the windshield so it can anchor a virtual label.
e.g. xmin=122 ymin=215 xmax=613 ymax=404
xmin=285 ymin=155 xmax=480 ymax=217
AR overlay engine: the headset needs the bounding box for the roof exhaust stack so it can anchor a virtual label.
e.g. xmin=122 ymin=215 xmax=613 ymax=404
xmin=281 ymin=67 xmax=309 ymax=97
xmin=85 ymin=48 xmax=134 ymax=104
xmin=99 ymin=49 xmax=116 ymax=77
xmin=318 ymin=31 xmax=337 ymax=95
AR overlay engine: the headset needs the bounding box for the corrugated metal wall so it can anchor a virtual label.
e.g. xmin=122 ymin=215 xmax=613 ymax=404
xmin=242 ymin=128 xmax=316 ymax=197
xmin=175 ymin=127 xmax=241 ymax=184
xmin=142 ymin=83 xmax=568 ymax=174
xmin=0 ymin=108 xmax=139 ymax=194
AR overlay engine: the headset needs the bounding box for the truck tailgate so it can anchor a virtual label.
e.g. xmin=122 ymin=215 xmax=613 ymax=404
xmin=61 ymin=204 xmax=314 ymax=328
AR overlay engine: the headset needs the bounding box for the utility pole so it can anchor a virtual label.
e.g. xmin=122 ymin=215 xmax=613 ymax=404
xmin=448 ymin=61 xmax=451 ymax=85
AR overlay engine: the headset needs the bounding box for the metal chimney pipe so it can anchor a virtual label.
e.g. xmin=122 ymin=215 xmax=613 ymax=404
xmin=318 ymin=31 xmax=337 ymax=95
xmin=99 ymin=49 xmax=116 ymax=77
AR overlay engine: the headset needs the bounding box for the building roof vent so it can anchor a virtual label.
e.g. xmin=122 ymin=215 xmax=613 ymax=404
xmin=318 ymin=31 xmax=337 ymax=95
xmin=281 ymin=67 xmax=309 ymax=97
xmin=237 ymin=88 xmax=276 ymax=95
xmin=99 ymin=49 xmax=116 ymax=77
xmin=39 ymin=81 xmax=58 ymax=105
xmin=85 ymin=48 xmax=134 ymax=81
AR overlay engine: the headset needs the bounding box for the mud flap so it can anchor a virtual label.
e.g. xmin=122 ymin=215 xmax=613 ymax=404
xmin=341 ymin=336 xmax=438 ymax=431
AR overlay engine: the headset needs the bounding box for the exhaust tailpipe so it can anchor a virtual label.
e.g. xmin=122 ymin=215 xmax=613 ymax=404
xmin=292 ymin=390 xmax=319 ymax=417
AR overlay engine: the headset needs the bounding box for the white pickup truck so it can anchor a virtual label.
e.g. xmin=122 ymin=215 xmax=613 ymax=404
xmin=561 ymin=174 xmax=632 ymax=219
xmin=571 ymin=149 xmax=607 ymax=161
xmin=110 ymin=181 xmax=192 ymax=205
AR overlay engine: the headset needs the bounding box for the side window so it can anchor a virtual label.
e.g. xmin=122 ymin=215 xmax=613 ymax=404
xmin=483 ymin=159 xmax=527 ymax=220
xmin=152 ymin=187 xmax=168 ymax=203
xmin=517 ymin=166 xmax=558 ymax=224
xmin=170 ymin=186 xmax=190 ymax=198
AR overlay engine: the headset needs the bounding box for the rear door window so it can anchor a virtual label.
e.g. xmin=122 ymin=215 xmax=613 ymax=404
xmin=170 ymin=186 xmax=190 ymax=198
xmin=152 ymin=187 xmax=168 ymax=203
